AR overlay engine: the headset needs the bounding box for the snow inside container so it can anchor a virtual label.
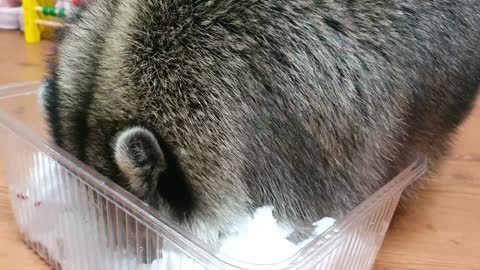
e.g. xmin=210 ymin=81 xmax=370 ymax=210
xmin=0 ymin=81 xmax=427 ymax=270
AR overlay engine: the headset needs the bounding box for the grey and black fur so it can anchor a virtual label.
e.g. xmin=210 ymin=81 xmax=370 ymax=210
xmin=41 ymin=0 xmax=480 ymax=246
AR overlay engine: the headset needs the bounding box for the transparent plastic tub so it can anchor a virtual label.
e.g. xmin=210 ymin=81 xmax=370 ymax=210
xmin=0 ymin=81 xmax=427 ymax=270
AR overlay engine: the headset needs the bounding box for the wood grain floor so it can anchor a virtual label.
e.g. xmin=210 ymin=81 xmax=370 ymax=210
xmin=1 ymin=31 xmax=479 ymax=270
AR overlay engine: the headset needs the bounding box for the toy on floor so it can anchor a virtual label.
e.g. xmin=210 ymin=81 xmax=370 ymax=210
xmin=23 ymin=0 xmax=74 ymax=43
xmin=0 ymin=0 xmax=89 ymax=43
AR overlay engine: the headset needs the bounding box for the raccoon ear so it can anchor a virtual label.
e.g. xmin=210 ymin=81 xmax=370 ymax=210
xmin=113 ymin=127 xmax=167 ymax=196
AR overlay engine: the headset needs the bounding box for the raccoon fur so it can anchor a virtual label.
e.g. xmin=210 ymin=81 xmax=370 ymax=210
xmin=41 ymin=0 xmax=480 ymax=246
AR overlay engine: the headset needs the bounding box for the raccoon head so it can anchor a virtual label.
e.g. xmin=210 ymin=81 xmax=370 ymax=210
xmin=39 ymin=77 xmax=250 ymax=246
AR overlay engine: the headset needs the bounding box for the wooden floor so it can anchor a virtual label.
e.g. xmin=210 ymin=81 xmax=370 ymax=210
xmin=0 ymin=31 xmax=479 ymax=270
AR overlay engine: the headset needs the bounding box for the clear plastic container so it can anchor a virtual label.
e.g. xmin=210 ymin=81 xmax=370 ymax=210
xmin=0 ymin=81 xmax=427 ymax=270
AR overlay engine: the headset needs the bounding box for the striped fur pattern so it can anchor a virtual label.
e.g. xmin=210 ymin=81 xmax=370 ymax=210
xmin=41 ymin=0 xmax=480 ymax=246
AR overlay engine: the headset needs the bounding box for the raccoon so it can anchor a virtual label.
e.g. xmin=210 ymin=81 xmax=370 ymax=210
xmin=41 ymin=0 xmax=480 ymax=246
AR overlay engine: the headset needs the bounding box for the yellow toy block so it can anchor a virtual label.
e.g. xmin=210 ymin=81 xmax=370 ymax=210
xmin=23 ymin=0 xmax=58 ymax=44
xmin=23 ymin=0 xmax=41 ymax=44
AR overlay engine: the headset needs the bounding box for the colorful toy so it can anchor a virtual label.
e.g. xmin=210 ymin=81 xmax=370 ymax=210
xmin=23 ymin=0 xmax=87 ymax=44
xmin=1 ymin=0 xmax=89 ymax=42
xmin=24 ymin=0 xmax=63 ymax=43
